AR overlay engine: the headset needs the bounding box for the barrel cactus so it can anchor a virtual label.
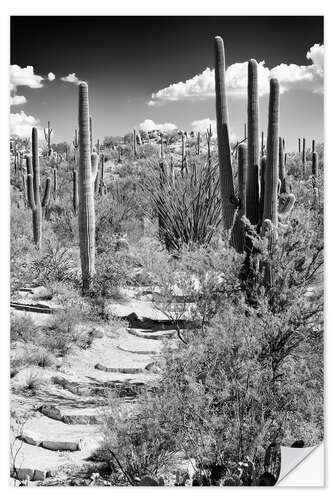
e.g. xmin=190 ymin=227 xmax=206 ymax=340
xmin=78 ymin=82 xmax=96 ymax=291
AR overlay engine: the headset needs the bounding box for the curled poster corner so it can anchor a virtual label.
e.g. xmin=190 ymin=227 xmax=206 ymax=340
xmin=277 ymin=442 xmax=324 ymax=487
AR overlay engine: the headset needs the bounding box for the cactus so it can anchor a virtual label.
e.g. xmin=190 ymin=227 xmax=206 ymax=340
xmin=53 ymin=168 xmax=57 ymax=200
xmin=181 ymin=132 xmax=186 ymax=170
xmin=44 ymin=121 xmax=53 ymax=156
xmin=73 ymin=129 xmax=79 ymax=165
xmin=298 ymin=138 xmax=301 ymax=153
xmin=160 ymin=132 xmax=164 ymax=160
xmin=89 ymin=116 xmax=93 ymax=154
xmin=278 ymin=137 xmax=286 ymax=193
xmin=27 ymin=127 xmax=51 ymax=247
xmin=214 ymin=36 xmax=237 ymax=231
xmin=96 ymin=139 xmax=100 ymax=156
xmin=91 ymin=152 xmax=99 ymax=187
xmin=259 ymin=156 xmax=266 ymax=224
xmin=78 ymin=82 xmax=96 ymax=291
xmin=302 ymin=138 xmax=306 ymax=173
xmin=261 ymin=131 xmax=265 ymax=157
xmin=246 ymin=59 xmax=260 ymax=225
xmin=73 ymin=170 xmax=78 ymax=215
xmin=312 ymin=151 xmax=318 ymax=179
xmin=99 ymin=154 xmax=105 ymax=195
xmin=197 ymin=132 xmax=201 ymax=155
xmin=262 ymin=79 xmax=279 ymax=227
xmin=26 ymin=156 xmax=32 ymax=176
xmin=133 ymin=129 xmax=137 ymax=157
xmin=233 ymin=144 xmax=248 ymax=252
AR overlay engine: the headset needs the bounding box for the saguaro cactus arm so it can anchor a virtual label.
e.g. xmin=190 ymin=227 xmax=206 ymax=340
xmin=41 ymin=178 xmax=51 ymax=208
xmin=27 ymin=174 xmax=36 ymax=211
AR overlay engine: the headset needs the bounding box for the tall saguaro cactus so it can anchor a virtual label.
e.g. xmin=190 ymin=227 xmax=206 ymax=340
xmin=302 ymin=138 xmax=306 ymax=174
xmin=246 ymin=59 xmax=260 ymax=225
xmin=78 ymin=82 xmax=96 ymax=291
xmin=263 ymin=79 xmax=280 ymax=227
xmin=27 ymin=127 xmax=51 ymax=248
xmin=44 ymin=121 xmax=53 ymax=156
xmin=214 ymin=36 xmax=236 ymax=231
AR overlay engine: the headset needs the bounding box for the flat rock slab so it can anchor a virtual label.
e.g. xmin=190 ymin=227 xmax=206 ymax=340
xmin=10 ymin=301 xmax=62 ymax=314
xmin=127 ymin=327 xmax=177 ymax=341
xmin=18 ymin=414 xmax=102 ymax=452
xmin=39 ymin=404 xmax=104 ymax=425
xmin=117 ymin=330 xmax=170 ymax=355
xmin=105 ymin=300 xmax=170 ymax=322
xmin=95 ymin=363 xmax=145 ymax=375
xmin=11 ymin=467 xmax=49 ymax=482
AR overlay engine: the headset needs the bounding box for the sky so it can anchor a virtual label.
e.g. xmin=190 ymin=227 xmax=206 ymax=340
xmin=10 ymin=16 xmax=324 ymax=150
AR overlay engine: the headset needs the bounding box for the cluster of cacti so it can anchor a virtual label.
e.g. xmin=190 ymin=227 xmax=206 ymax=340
xmin=78 ymin=82 xmax=96 ymax=291
xmin=44 ymin=121 xmax=53 ymax=156
xmin=214 ymin=38 xmax=296 ymax=256
xmin=27 ymin=127 xmax=51 ymax=248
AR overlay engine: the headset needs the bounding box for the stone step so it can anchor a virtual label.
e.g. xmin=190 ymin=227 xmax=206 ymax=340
xmin=17 ymin=414 xmax=102 ymax=452
xmin=94 ymin=363 xmax=146 ymax=375
xmin=127 ymin=327 xmax=177 ymax=340
xmin=10 ymin=301 xmax=63 ymax=314
xmin=39 ymin=404 xmax=104 ymax=425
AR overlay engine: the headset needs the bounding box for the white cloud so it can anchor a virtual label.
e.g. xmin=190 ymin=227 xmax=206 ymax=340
xmin=10 ymin=111 xmax=39 ymax=137
xmin=10 ymin=95 xmax=27 ymax=106
xmin=149 ymin=43 xmax=324 ymax=104
xmin=48 ymin=72 xmax=56 ymax=81
xmin=191 ymin=118 xmax=237 ymax=142
xmin=139 ymin=119 xmax=177 ymax=133
xmin=10 ymin=65 xmax=43 ymax=91
xmin=306 ymin=43 xmax=324 ymax=67
xmin=61 ymin=73 xmax=80 ymax=84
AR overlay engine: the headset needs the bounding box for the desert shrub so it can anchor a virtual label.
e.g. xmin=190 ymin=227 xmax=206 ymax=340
xmin=101 ymin=298 xmax=323 ymax=484
xmin=30 ymin=241 xmax=77 ymax=285
xmin=10 ymin=314 xmax=38 ymax=343
xmin=89 ymin=249 xmax=135 ymax=299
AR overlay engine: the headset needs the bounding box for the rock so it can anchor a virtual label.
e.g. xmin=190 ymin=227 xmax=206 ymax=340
xmin=33 ymin=469 xmax=47 ymax=481
xmin=41 ymin=440 xmax=81 ymax=452
xmin=12 ymin=467 xmax=35 ymax=481
xmin=89 ymin=328 xmax=104 ymax=339
xmin=19 ymin=433 xmax=42 ymax=446
xmin=94 ymin=363 xmax=144 ymax=375
xmin=139 ymin=475 xmax=159 ymax=486
xmin=39 ymin=405 xmax=62 ymax=422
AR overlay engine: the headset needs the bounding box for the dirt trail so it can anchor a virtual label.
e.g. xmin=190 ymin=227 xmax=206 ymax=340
xmin=10 ymin=287 xmax=178 ymax=484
